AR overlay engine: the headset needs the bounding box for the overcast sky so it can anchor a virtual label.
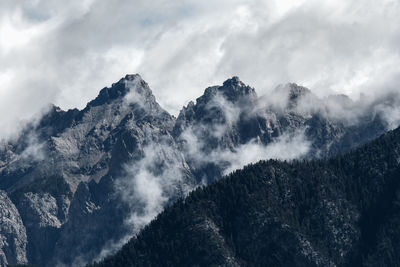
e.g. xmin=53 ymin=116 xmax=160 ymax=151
xmin=1 ymin=0 xmax=400 ymax=139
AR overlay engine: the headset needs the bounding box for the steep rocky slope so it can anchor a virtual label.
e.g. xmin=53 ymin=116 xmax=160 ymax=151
xmin=0 ymin=75 xmax=397 ymax=266
xmin=0 ymin=191 xmax=27 ymax=266
xmin=93 ymin=126 xmax=400 ymax=267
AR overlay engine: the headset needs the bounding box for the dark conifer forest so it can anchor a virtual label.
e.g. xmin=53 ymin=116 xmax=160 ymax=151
xmin=91 ymin=127 xmax=400 ymax=267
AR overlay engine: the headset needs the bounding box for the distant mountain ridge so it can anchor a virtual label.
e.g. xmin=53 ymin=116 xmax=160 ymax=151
xmin=0 ymin=74 xmax=397 ymax=266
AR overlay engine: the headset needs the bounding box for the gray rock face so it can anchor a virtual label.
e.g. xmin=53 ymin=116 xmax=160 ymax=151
xmin=19 ymin=192 xmax=61 ymax=228
xmin=0 ymin=190 xmax=27 ymax=266
xmin=0 ymin=75 xmax=398 ymax=266
xmin=172 ymin=81 xmax=389 ymax=183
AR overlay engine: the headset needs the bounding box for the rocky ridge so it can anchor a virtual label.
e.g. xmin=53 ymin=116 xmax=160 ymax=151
xmin=0 ymin=74 xmax=398 ymax=266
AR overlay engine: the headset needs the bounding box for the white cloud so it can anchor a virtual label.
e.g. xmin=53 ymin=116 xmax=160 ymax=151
xmin=1 ymin=0 xmax=400 ymax=140
xmin=20 ymin=133 xmax=46 ymax=161
xmin=181 ymin=124 xmax=311 ymax=175
xmin=115 ymin=141 xmax=192 ymax=232
xmin=93 ymin=140 xmax=193 ymax=260
xmin=218 ymin=129 xmax=311 ymax=174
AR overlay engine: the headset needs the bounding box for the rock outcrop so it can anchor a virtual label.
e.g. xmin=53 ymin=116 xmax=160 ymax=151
xmin=0 ymin=190 xmax=27 ymax=266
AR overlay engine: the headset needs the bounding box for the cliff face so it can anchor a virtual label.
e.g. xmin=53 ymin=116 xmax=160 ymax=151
xmin=0 ymin=75 xmax=396 ymax=266
xmin=0 ymin=190 xmax=27 ymax=266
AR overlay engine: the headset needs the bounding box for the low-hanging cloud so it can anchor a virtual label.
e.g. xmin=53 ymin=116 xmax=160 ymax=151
xmin=251 ymin=82 xmax=400 ymax=130
xmin=94 ymin=140 xmax=193 ymax=261
xmin=181 ymin=123 xmax=311 ymax=175
xmin=216 ymin=129 xmax=311 ymax=174
xmin=19 ymin=133 xmax=46 ymax=161
xmin=117 ymin=142 xmax=191 ymax=233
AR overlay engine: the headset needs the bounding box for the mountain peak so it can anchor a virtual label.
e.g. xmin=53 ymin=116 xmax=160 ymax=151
xmin=86 ymin=74 xmax=155 ymax=109
xmin=271 ymin=83 xmax=313 ymax=109
xmin=123 ymin=74 xmax=142 ymax=81
xmin=222 ymin=76 xmax=243 ymax=87
xmin=218 ymin=76 xmax=256 ymax=102
xmin=286 ymin=83 xmax=311 ymax=100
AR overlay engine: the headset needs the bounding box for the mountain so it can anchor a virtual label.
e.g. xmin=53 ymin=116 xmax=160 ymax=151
xmin=91 ymin=126 xmax=400 ymax=267
xmin=0 ymin=75 xmax=397 ymax=266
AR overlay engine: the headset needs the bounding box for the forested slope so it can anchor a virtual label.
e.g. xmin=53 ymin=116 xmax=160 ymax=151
xmin=92 ymin=127 xmax=400 ymax=267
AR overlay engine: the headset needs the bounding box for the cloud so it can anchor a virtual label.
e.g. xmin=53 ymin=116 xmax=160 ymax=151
xmin=251 ymin=82 xmax=400 ymax=130
xmin=204 ymin=92 xmax=243 ymax=138
xmin=0 ymin=132 xmax=46 ymax=169
xmin=94 ymin=140 xmax=193 ymax=260
xmin=217 ymin=129 xmax=311 ymax=174
xmin=1 ymin=0 xmax=400 ymax=140
xmin=123 ymin=77 xmax=149 ymax=110
xmin=373 ymin=94 xmax=400 ymax=130
xmin=181 ymin=123 xmax=311 ymax=175
xmin=19 ymin=133 xmax=46 ymax=161
xmin=118 ymin=141 xmax=192 ymax=232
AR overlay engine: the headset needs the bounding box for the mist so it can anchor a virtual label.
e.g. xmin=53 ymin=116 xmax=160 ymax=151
xmin=1 ymin=0 xmax=400 ymax=140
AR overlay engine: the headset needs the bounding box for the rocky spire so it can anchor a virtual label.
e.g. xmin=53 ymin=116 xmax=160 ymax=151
xmin=219 ymin=76 xmax=257 ymax=102
xmin=286 ymin=83 xmax=311 ymax=101
xmin=85 ymin=74 xmax=155 ymax=108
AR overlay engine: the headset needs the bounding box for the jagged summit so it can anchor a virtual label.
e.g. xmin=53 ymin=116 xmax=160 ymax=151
xmin=35 ymin=74 xmax=161 ymax=138
xmin=285 ymin=83 xmax=312 ymax=100
xmin=219 ymin=76 xmax=257 ymax=101
xmin=222 ymin=76 xmax=243 ymax=87
xmin=195 ymin=76 xmax=256 ymax=107
xmin=269 ymin=83 xmax=313 ymax=109
xmin=0 ymin=73 xmax=395 ymax=267
xmin=124 ymin=74 xmax=142 ymax=81
xmin=174 ymin=77 xmax=257 ymax=134
xmin=85 ymin=74 xmax=155 ymax=109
